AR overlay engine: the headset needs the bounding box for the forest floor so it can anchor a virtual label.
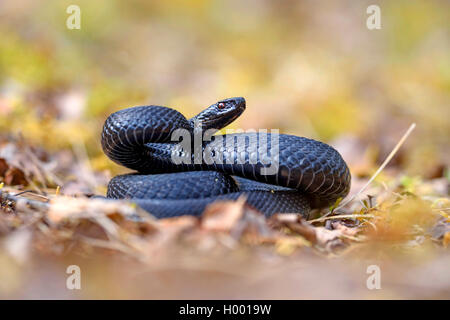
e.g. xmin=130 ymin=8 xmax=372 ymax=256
xmin=0 ymin=128 xmax=448 ymax=299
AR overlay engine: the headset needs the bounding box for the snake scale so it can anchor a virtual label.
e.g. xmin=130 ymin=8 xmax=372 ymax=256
xmin=101 ymin=97 xmax=351 ymax=218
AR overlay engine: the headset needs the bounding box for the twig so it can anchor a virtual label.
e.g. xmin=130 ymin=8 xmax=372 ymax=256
xmin=310 ymin=213 xmax=375 ymax=223
xmin=0 ymin=190 xmax=49 ymax=212
xmin=318 ymin=123 xmax=416 ymax=221
xmin=13 ymin=190 xmax=50 ymax=201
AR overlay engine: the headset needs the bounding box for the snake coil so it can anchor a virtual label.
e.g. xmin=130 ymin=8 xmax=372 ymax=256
xmin=102 ymin=97 xmax=351 ymax=218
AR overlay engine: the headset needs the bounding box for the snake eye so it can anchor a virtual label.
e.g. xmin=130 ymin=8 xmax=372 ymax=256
xmin=217 ymin=102 xmax=225 ymax=109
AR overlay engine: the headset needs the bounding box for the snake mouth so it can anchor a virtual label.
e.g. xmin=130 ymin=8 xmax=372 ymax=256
xmin=212 ymin=97 xmax=246 ymax=128
xmin=192 ymin=97 xmax=246 ymax=130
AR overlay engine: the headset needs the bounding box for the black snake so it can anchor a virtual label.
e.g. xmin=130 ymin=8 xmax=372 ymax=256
xmin=101 ymin=97 xmax=351 ymax=218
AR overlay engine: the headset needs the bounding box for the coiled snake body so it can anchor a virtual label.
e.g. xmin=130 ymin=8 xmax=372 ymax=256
xmin=102 ymin=97 xmax=351 ymax=218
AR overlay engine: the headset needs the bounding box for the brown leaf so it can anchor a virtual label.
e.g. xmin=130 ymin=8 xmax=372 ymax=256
xmin=201 ymin=198 xmax=245 ymax=232
xmin=231 ymin=207 xmax=272 ymax=240
xmin=270 ymin=214 xmax=317 ymax=243
xmin=270 ymin=214 xmax=350 ymax=251
xmin=331 ymin=221 xmax=359 ymax=237
xmin=0 ymin=158 xmax=9 ymax=176
xmin=159 ymin=215 xmax=199 ymax=234
xmin=47 ymin=197 xmax=138 ymax=223
xmin=4 ymin=167 xmax=27 ymax=186
xmin=314 ymin=227 xmax=343 ymax=247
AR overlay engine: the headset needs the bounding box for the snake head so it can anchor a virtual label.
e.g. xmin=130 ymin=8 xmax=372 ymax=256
xmin=191 ymin=97 xmax=246 ymax=131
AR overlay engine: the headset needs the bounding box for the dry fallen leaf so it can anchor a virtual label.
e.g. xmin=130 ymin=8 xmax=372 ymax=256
xmin=4 ymin=167 xmax=27 ymax=186
xmin=47 ymin=197 xmax=138 ymax=223
xmin=269 ymin=213 xmax=355 ymax=251
xmin=0 ymin=158 xmax=9 ymax=176
xmin=331 ymin=221 xmax=359 ymax=237
xmin=313 ymin=227 xmax=346 ymax=250
xmin=159 ymin=215 xmax=199 ymax=236
xmin=270 ymin=214 xmax=317 ymax=243
xmin=201 ymin=198 xmax=246 ymax=232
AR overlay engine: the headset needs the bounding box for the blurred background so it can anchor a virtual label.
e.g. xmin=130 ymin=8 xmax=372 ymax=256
xmin=0 ymin=0 xmax=448 ymax=185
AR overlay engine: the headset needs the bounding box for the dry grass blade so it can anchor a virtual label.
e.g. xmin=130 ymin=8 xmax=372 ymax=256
xmin=317 ymin=123 xmax=417 ymax=221
xmin=310 ymin=214 xmax=375 ymax=223
xmin=0 ymin=189 xmax=50 ymax=212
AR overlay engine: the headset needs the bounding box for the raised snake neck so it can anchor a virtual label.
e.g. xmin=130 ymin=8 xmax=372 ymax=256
xmin=101 ymin=97 xmax=351 ymax=218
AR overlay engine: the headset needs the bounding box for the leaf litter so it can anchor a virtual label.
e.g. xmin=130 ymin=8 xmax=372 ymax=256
xmin=0 ymin=128 xmax=448 ymax=299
